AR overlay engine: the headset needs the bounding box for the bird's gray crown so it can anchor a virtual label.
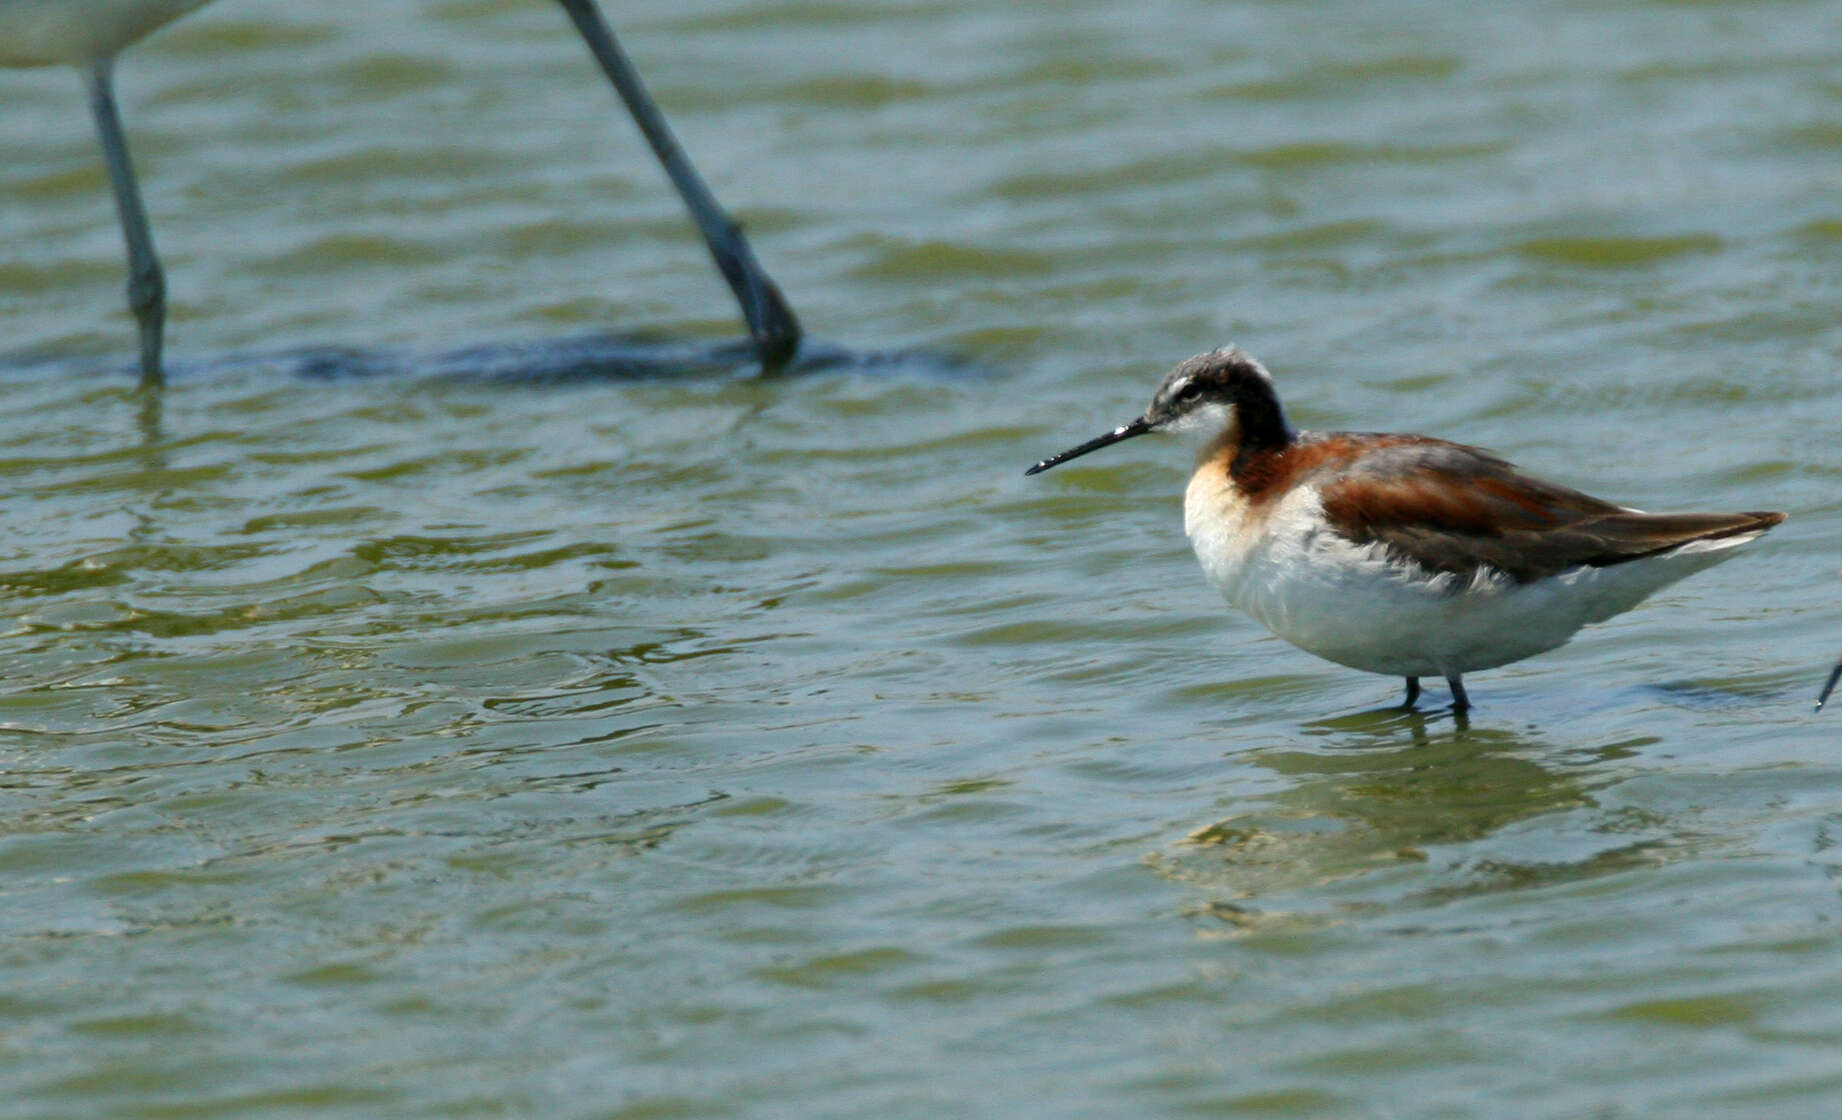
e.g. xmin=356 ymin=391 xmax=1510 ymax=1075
xmin=1145 ymin=346 xmax=1287 ymax=437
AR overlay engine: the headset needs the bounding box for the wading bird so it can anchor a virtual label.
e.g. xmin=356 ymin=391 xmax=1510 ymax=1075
xmin=1026 ymin=347 xmax=1785 ymax=713
xmin=0 ymin=0 xmax=800 ymax=385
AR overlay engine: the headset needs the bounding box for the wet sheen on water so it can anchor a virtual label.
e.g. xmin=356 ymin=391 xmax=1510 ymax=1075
xmin=1 ymin=0 xmax=1840 ymax=1116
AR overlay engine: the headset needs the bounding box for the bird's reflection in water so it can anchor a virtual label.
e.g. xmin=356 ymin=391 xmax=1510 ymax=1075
xmin=133 ymin=379 xmax=164 ymax=465
xmin=1149 ymin=709 xmax=1672 ymax=933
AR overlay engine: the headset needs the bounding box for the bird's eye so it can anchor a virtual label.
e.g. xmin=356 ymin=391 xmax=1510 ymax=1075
xmin=1176 ymin=382 xmax=1203 ymax=402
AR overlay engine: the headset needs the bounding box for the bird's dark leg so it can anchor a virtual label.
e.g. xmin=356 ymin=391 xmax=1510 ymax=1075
xmin=553 ymin=0 xmax=802 ymax=372
xmin=1818 ymin=657 xmax=1842 ymax=712
xmin=84 ymin=56 xmax=166 ymax=389
xmin=1445 ymin=673 xmax=1471 ymax=714
xmin=1401 ymin=677 xmax=1421 ymax=708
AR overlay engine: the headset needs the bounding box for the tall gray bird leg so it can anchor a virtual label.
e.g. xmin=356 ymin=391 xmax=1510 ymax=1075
xmin=84 ymin=56 xmax=166 ymax=388
xmin=554 ymin=0 xmax=801 ymax=371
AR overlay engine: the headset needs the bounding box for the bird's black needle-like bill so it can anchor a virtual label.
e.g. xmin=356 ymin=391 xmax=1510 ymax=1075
xmin=1024 ymin=417 xmax=1154 ymax=476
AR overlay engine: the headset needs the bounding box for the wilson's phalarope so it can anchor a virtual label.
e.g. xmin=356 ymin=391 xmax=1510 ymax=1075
xmin=1026 ymin=346 xmax=1785 ymax=712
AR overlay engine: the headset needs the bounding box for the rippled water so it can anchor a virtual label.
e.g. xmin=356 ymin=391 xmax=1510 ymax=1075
xmin=2 ymin=0 xmax=1841 ymax=1115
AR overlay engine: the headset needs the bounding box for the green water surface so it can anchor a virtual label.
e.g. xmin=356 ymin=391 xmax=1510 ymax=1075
xmin=1 ymin=1 xmax=1840 ymax=1116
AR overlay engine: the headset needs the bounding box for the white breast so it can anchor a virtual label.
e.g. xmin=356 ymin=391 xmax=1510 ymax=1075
xmin=1184 ymin=469 xmax=1441 ymax=673
xmin=1181 ymin=464 xmax=1750 ymax=679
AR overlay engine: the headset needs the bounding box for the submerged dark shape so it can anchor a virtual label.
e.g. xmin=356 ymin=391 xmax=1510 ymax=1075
xmin=11 ymin=0 xmax=801 ymax=386
xmin=289 ymin=334 xmax=969 ymax=384
xmin=0 ymin=332 xmax=978 ymax=385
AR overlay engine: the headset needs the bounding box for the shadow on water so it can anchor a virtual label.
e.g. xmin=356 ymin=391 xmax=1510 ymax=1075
xmin=0 ymin=331 xmax=983 ymax=388
xmin=1147 ymin=709 xmax=1669 ymax=929
xmin=2 ymin=329 xmax=984 ymax=483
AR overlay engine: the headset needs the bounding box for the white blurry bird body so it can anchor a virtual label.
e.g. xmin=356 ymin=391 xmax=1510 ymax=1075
xmin=0 ymin=0 xmax=213 ymax=67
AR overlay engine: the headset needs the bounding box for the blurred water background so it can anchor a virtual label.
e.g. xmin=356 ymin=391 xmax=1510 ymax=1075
xmin=1 ymin=0 xmax=1841 ymax=1115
